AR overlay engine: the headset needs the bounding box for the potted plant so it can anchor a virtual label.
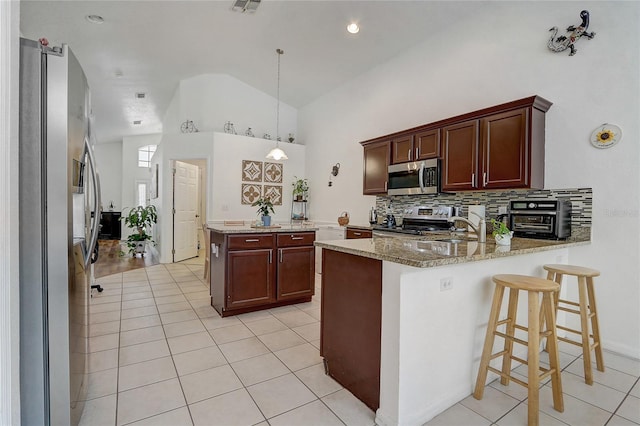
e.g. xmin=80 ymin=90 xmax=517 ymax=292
xmin=490 ymin=218 xmax=513 ymax=246
xmin=292 ymin=176 xmax=309 ymax=201
xmin=121 ymin=205 xmax=158 ymax=256
xmin=252 ymin=197 xmax=275 ymax=226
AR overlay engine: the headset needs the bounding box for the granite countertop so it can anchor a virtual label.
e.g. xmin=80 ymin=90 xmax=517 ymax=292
xmin=208 ymin=223 xmax=318 ymax=234
xmin=315 ymin=233 xmax=590 ymax=268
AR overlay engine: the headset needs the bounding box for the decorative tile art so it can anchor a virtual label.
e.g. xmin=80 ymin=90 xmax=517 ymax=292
xmin=263 ymin=185 xmax=283 ymax=205
xmin=241 ymin=183 xmax=262 ymax=205
xmin=242 ymin=160 xmax=263 ymax=182
xmin=264 ymin=162 xmax=283 ymax=183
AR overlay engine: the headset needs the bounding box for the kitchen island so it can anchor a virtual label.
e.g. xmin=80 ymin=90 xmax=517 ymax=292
xmin=316 ymin=233 xmax=589 ymax=426
xmin=208 ymin=223 xmax=317 ymax=317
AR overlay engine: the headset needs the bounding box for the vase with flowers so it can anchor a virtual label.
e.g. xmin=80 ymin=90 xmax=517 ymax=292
xmin=491 ymin=218 xmax=514 ymax=246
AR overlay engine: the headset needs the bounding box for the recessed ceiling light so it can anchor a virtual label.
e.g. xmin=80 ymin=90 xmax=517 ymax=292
xmin=114 ymin=69 xmax=123 ymax=78
xmin=133 ymin=120 xmax=142 ymax=125
xmin=346 ymin=23 xmax=360 ymax=34
xmin=85 ymin=15 xmax=104 ymax=24
xmin=135 ymin=92 xmax=146 ymax=99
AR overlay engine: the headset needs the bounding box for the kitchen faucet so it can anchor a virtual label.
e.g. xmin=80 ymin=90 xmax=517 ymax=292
xmin=448 ymin=211 xmax=486 ymax=243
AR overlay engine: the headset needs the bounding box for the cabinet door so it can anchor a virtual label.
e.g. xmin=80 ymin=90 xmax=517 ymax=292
xmin=441 ymin=120 xmax=479 ymax=191
xmin=391 ymin=135 xmax=414 ymax=164
xmin=226 ymin=249 xmax=275 ymax=310
xmin=363 ymin=141 xmax=390 ymax=195
xmin=415 ymin=129 xmax=440 ymax=160
xmin=481 ymin=108 xmax=528 ymax=189
xmin=277 ymin=246 xmax=315 ymax=301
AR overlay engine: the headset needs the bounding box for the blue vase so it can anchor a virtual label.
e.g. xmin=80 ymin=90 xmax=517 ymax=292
xmin=262 ymin=215 xmax=271 ymax=226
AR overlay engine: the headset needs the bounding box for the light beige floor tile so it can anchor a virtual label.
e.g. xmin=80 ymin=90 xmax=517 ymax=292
xmin=116 ymin=378 xmax=186 ymax=425
xmin=194 ymin=305 xmax=218 ymax=319
xmin=321 ymin=388 xmax=376 ymax=426
xmin=120 ymin=305 xmax=158 ymax=320
xmin=292 ymin=322 xmax=320 ymax=341
xmin=118 ymin=356 xmax=177 ymax=391
xmin=119 ymin=326 xmax=165 ymax=347
xmin=148 ymin=277 xmax=175 ymax=285
xmin=425 ymin=403 xmax=492 ymax=426
xmin=122 ymin=290 xmax=154 ymax=301
xmin=244 ymin=317 xmax=288 ymax=336
xmin=231 ymin=353 xmax=289 ymax=386
xmin=603 ymin=352 xmax=640 ymax=376
xmin=120 ymin=314 xmax=162 ymax=332
xmin=247 ymin=373 xmax=316 ymax=419
xmin=539 ymin=387 xmax=612 ymax=425
xmin=268 ymin=305 xmax=299 ymax=315
xmin=616 ymin=395 xmax=640 ymax=424
xmin=163 ymin=319 xmax=206 ymax=338
xmin=272 ymin=310 xmax=317 ymax=328
xmin=172 ymin=346 xmax=228 ymax=376
xmin=301 ymin=307 xmax=321 ymax=321
xmin=177 ymin=279 xmax=204 ymax=288
xmin=236 ymin=310 xmax=274 ymax=324
xmin=189 ymin=388 xmax=264 ymax=426
xmin=93 ymin=288 xmax=121 ymax=298
xmin=122 ymin=285 xmax=151 ymax=294
xmin=631 ymin=381 xmax=640 ymax=398
xmin=160 ymin=309 xmax=198 ymax=324
xmin=96 ymin=273 xmax=122 ymax=284
xmin=89 ymin=333 xmax=120 ymax=353
xmin=189 ymin=298 xmax=211 ymax=310
xmin=201 ymin=315 xmax=242 ymax=330
xmin=460 ymin=386 xmax=520 ymax=422
xmin=274 ymin=343 xmax=323 ymax=372
xmin=185 ymin=290 xmax=209 ymax=301
xmin=257 ymin=329 xmax=306 ymax=352
xmin=89 ymin=320 xmax=120 ymax=337
xmin=180 ymin=284 xmax=208 ymax=294
xmin=88 ymin=349 xmax=118 ymax=373
xmin=91 ymin=294 xmax=122 ymax=305
xmin=90 ymin=310 xmax=121 ymax=325
xmin=121 ymin=298 xmax=155 ymax=310
xmin=90 ymin=302 xmax=122 ymax=314
xmin=127 ymin=406 xmax=193 ymax=426
xmin=495 ymin=401 xmax=567 ymax=426
xmin=119 ymin=339 xmax=171 ymax=366
xmin=218 ymin=337 xmax=270 ymax=363
xmin=153 ymin=287 xmax=183 ymax=297
xmin=268 ymin=400 xmax=343 ymax=426
xmin=167 ymin=331 xmax=215 ymax=355
xmin=85 ymin=368 xmax=118 ymax=400
xmin=78 ymin=394 xmax=117 ymax=426
xmin=122 ymin=280 xmax=151 ymax=289
xmin=294 ymin=363 xmax=343 ymax=398
xmin=564 ymin=356 xmax=638 ymax=393
xmin=179 ymin=364 xmax=243 ymax=404
xmin=157 ymin=301 xmax=192 ymax=314
xmin=488 ymin=371 xmax=530 ymax=401
xmin=155 ymin=294 xmax=188 ymax=305
xmin=209 ymin=323 xmax=254 ymax=344
xmin=555 ymin=370 xmax=627 ymax=412
xmin=608 ymin=414 xmax=640 ymax=426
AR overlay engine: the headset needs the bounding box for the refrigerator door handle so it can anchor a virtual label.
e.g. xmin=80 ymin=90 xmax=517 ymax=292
xmin=83 ymin=136 xmax=102 ymax=267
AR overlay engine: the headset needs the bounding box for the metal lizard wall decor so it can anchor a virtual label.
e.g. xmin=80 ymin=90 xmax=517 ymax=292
xmin=548 ymin=10 xmax=596 ymax=56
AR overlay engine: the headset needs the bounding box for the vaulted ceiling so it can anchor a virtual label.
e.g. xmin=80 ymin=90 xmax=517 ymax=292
xmin=20 ymin=1 xmax=488 ymax=144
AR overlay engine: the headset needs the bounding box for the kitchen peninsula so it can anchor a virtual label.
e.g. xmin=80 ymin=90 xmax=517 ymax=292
xmin=316 ymin=233 xmax=589 ymax=426
xmin=208 ymin=223 xmax=317 ymax=317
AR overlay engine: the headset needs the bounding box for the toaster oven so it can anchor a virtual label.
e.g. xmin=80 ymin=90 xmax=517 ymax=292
xmin=508 ymin=200 xmax=572 ymax=240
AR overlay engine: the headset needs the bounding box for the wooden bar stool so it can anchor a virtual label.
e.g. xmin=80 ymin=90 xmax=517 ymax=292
xmin=474 ymin=274 xmax=563 ymax=426
xmin=543 ymin=264 xmax=604 ymax=385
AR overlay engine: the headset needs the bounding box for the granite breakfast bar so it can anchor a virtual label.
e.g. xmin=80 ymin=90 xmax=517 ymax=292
xmin=315 ymin=234 xmax=589 ymax=426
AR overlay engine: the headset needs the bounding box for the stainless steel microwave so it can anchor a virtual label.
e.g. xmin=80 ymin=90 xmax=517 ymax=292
xmin=387 ymin=158 xmax=440 ymax=195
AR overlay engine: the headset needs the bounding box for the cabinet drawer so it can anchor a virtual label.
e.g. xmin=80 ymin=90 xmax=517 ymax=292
xmin=228 ymin=234 xmax=275 ymax=250
xmin=276 ymin=232 xmax=316 ymax=247
xmin=346 ymin=229 xmax=373 ymax=239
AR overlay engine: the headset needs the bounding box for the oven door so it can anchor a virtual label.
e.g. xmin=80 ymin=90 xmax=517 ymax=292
xmin=510 ymin=213 xmax=556 ymax=237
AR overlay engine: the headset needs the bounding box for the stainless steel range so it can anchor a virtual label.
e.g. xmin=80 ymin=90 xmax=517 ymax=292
xmin=373 ymin=205 xmax=457 ymax=235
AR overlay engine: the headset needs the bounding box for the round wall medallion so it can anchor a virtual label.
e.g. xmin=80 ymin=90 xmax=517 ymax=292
xmin=590 ymin=123 xmax=621 ymax=149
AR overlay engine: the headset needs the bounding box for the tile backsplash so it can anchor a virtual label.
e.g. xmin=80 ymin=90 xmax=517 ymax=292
xmin=376 ymin=187 xmax=592 ymax=236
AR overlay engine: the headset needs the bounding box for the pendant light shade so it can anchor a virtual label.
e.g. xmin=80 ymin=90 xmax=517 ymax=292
xmin=266 ymin=48 xmax=287 ymax=160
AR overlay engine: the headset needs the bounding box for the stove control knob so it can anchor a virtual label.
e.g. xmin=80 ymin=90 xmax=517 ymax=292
xmin=528 ymin=202 xmax=536 ymax=209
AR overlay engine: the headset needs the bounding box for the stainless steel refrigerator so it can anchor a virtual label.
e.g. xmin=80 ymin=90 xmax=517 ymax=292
xmin=19 ymin=37 xmax=101 ymax=426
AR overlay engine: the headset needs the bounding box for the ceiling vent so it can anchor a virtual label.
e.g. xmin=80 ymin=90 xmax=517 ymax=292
xmin=232 ymin=0 xmax=260 ymax=13
xmin=133 ymin=120 xmax=142 ymax=125
xmin=135 ymin=92 xmax=146 ymax=99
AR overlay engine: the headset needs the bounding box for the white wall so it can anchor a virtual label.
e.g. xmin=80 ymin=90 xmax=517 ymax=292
xmin=163 ymin=73 xmax=298 ymax=143
xmin=1 ymin=0 xmax=21 ymax=423
xmin=94 ymin=141 xmax=123 ymax=211
xmin=300 ymin=2 xmax=640 ymax=359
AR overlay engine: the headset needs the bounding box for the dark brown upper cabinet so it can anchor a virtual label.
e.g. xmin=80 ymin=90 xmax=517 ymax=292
xmin=362 ymin=140 xmax=390 ymax=195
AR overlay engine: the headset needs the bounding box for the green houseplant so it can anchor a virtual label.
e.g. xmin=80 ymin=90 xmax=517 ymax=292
xmin=490 ymin=218 xmax=513 ymax=246
xmin=252 ymin=197 xmax=275 ymax=226
xmin=121 ymin=205 xmax=158 ymax=256
xmin=292 ymin=176 xmax=309 ymax=201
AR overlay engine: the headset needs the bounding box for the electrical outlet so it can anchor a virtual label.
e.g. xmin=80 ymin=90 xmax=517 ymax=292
xmin=498 ymin=206 xmax=508 ymax=215
xmin=440 ymin=277 xmax=453 ymax=291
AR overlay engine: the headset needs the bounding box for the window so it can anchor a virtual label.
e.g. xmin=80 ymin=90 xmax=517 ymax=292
xmin=136 ymin=181 xmax=149 ymax=207
xmin=138 ymin=145 xmax=157 ymax=168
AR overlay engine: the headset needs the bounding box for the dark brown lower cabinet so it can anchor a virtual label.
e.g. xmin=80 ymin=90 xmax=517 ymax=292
xmin=210 ymin=231 xmax=315 ymax=317
xmin=321 ymin=249 xmax=382 ymax=411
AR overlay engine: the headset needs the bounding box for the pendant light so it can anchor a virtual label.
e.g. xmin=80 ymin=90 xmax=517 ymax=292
xmin=266 ymin=48 xmax=288 ymax=161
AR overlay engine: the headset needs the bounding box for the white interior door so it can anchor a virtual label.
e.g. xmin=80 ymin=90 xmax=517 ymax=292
xmin=173 ymin=160 xmax=199 ymax=262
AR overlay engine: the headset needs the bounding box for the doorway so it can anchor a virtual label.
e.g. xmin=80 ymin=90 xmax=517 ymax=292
xmin=172 ymin=159 xmax=207 ymax=262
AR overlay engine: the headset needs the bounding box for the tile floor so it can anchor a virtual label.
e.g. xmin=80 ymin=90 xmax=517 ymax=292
xmin=81 ymin=256 xmax=640 ymax=426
